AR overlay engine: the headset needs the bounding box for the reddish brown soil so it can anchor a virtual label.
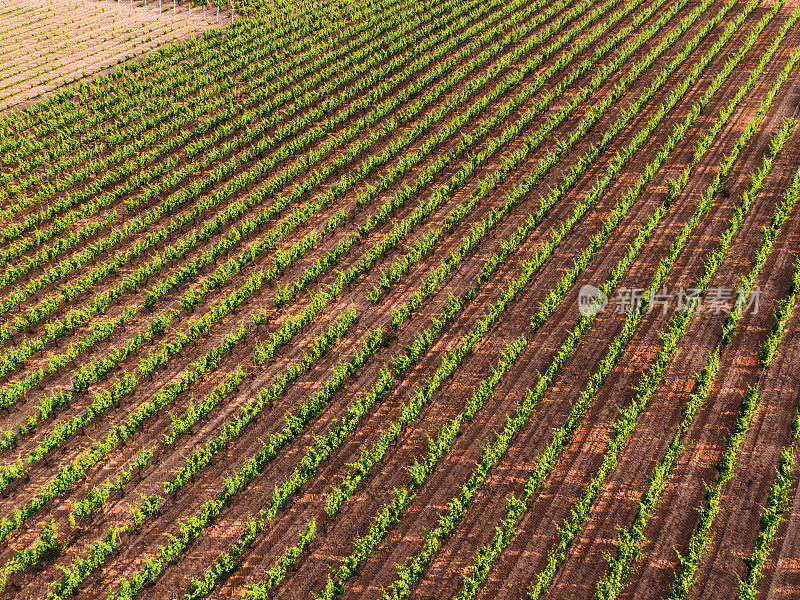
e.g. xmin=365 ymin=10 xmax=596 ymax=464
xmin=1 ymin=0 xmax=799 ymax=598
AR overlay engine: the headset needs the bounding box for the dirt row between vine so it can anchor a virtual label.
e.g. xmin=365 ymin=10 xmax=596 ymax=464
xmin=1 ymin=0 xmax=799 ymax=598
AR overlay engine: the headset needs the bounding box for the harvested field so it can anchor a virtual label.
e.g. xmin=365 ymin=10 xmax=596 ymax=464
xmin=0 ymin=0 xmax=799 ymax=598
xmin=0 ymin=0 xmax=229 ymax=110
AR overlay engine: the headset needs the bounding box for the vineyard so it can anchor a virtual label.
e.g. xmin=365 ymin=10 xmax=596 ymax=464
xmin=0 ymin=0 xmax=799 ymax=597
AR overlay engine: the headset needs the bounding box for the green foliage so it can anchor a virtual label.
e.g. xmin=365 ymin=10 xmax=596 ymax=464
xmin=458 ymin=6 xmax=800 ymax=598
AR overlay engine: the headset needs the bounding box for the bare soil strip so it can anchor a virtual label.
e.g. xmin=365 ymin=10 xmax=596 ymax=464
xmin=0 ymin=0 xmax=229 ymax=111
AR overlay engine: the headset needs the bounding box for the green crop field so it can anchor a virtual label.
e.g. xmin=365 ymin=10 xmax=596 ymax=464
xmin=0 ymin=0 xmax=799 ymax=598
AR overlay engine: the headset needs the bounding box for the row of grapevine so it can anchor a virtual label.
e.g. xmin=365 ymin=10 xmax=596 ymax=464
xmin=88 ymin=328 xmax=390 ymax=600
xmin=298 ymin=0 xmax=678 ymax=318
xmin=366 ymin=0 xmax=664 ymax=303
xmin=759 ymin=256 xmax=800 ymax=367
xmin=739 ymin=416 xmax=799 ymax=597
xmin=0 ymin=306 xmax=135 ymax=413
xmin=156 ymin=0 xmax=600 ymax=311
xmin=242 ymin=519 xmax=317 ymax=599
xmin=0 ymin=0 xmax=451 ymax=332
xmin=0 ymin=0 xmax=592 ymax=446
xmin=181 ymin=180 xmax=565 ymax=596
xmin=316 ymin=337 xmax=530 ymax=600
xmin=323 ymin=0 xmax=693 ymax=511
xmin=0 ymin=257 xmax=350 ymax=541
xmin=0 ymin=0 xmax=478 ymax=400
xmin=0 ymin=0 xmax=349 ymax=196
xmin=4 ymin=0 xmax=797 ymax=597
xmin=162 ymin=309 xmax=358 ymax=495
xmin=525 ymin=115 xmax=795 ymax=600
xmin=18 ymin=0 xmax=608 ymax=426
xmin=383 ymin=0 xmax=736 ymax=332
xmin=529 ymin=0 xmax=787 ymax=330
xmin=315 ymin=12 xmax=725 ymax=567
xmin=275 ymin=0 xmax=649 ymax=306
xmin=73 ymin=0 xmax=732 ymax=592
xmin=0 ymin=0 xmax=588 ymax=466
xmin=451 ymin=11 xmax=800 ymax=598
xmin=0 ymin=0 xmax=564 ymax=392
xmin=0 ymin=306 xmax=367 ymax=592
xmin=84 ymin=24 xmax=721 ymax=581
xmin=594 ymin=128 xmax=800 ymax=600
xmin=0 ymin=0 xmax=423 ymax=265
xmin=357 ymin=0 xmax=772 ymax=596
xmin=663 ymin=121 xmax=798 ymax=599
